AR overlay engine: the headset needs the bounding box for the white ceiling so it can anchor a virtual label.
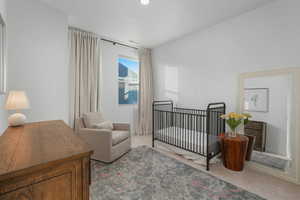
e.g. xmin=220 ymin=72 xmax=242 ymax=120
xmin=40 ymin=0 xmax=274 ymax=48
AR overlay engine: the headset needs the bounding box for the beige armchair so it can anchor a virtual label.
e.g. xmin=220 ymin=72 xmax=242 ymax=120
xmin=76 ymin=113 xmax=131 ymax=163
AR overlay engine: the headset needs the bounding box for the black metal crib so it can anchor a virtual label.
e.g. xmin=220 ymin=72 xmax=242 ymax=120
xmin=152 ymin=100 xmax=226 ymax=170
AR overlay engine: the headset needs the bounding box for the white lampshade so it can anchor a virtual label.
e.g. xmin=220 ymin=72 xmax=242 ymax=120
xmin=5 ymin=91 xmax=30 ymax=110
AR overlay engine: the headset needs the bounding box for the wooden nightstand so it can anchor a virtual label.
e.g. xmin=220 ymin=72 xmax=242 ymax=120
xmin=219 ymin=134 xmax=249 ymax=171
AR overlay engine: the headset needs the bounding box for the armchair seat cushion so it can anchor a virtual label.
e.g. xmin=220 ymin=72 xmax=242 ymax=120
xmin=112 ymin=130 xmax=130 ymax=146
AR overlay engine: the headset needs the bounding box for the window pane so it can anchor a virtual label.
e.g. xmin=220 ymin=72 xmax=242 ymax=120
xmin=118 ymin=57 xmax=139 ymax=104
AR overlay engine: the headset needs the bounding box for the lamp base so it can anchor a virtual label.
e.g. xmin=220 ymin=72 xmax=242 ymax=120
xmin=8 ymin=113 xmax=26 ymax=127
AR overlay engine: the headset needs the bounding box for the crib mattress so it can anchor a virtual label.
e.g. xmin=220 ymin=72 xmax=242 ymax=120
xmin=155 ymin=126 xmax=220 ymax=155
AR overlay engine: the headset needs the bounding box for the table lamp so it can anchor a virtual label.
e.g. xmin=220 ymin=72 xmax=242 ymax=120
xmin=5 ymin=91 xmax=30 ymax=126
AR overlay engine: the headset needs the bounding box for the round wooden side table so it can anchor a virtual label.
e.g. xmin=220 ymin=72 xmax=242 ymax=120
xmin=219 ymin=134 xmax=249 ymax=171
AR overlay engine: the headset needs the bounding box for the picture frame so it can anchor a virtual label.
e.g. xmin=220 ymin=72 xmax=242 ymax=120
xmin=0 ymin=14 xmax=6 ymax=94
xmin=244 ymin=88 xmax=269 ymax=112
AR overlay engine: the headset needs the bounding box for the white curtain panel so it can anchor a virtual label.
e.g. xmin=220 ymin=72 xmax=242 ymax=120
xmin=69 ymin=28 xmax=101 ymax=128
xmin=137 ymin=48 xmax=153 ymax=136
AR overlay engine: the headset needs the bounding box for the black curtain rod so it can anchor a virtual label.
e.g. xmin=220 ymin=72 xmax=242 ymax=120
xmin=69 ymin=26 xmax=138 ymax=50
xmin=101 ymin=38 xmax=138 ymax=50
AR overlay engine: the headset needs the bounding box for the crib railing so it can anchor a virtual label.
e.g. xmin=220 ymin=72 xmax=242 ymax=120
xmin=152 ymin=100 xmax=226 ymax=170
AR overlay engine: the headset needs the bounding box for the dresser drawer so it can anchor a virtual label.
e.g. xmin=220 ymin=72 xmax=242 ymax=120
xmin=0 ymin=185 xmax=33 ymax=200
xmin=0 ymin=159 xmax=81 ymax=195
xmin=1 ymin=173 xmax=72 ymax=200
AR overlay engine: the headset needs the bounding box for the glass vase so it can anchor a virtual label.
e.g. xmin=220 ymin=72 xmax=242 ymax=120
xmin=229 ymin=128 xmax=238 ymax=137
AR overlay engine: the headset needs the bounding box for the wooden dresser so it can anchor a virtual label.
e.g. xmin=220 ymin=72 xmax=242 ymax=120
xmin=244 ymin=120 xmax=267 ymax=152
xmin=0 ymin=120 xmax=93 ymax=200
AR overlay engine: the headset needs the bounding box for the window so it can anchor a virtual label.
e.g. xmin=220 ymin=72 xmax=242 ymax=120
xmin=118 ymin=57 xmax=139 ymax=104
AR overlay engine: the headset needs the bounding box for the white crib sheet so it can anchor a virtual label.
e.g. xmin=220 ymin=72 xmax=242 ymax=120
xmin=156 ymin=126 xmax=219 ymax=155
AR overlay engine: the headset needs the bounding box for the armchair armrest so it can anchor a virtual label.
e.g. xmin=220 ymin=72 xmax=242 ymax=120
xmin=113 ymin=123 xmax=130 ymax=131
xmin=78 ymin=128 xmax=113 ymax=162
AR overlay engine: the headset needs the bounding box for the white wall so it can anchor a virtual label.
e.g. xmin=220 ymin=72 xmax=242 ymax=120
xmin=0 ymin=0 xmax=6 ymax=133
xmin=152 ymin=0 xmax=300 ymax=113
xmin=0 ymin=0 xmax=6 ymax=20
xmin=6 ymin=0 xmax=69 ymax=126
xmin=244 ymin=75 xmax=292 ymax=156
xmin=101 ymin=41 xmax=138 ymax=134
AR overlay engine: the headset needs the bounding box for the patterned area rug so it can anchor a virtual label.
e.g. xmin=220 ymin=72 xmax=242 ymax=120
xmin=90 ymin=146 xmax=265 ymax=200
